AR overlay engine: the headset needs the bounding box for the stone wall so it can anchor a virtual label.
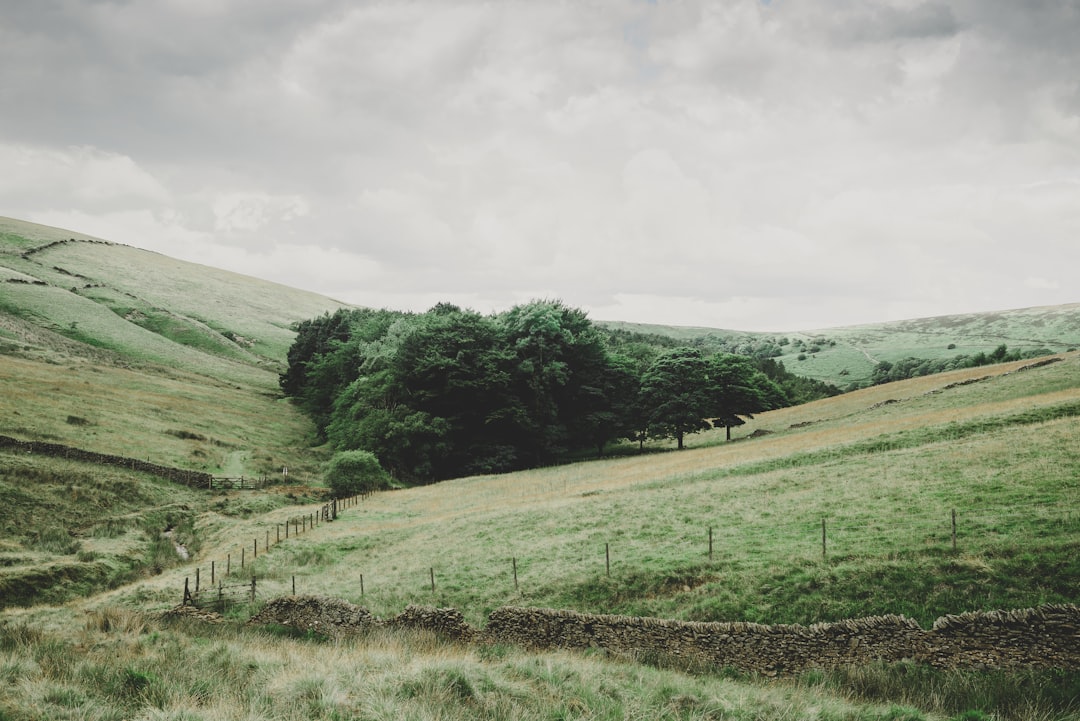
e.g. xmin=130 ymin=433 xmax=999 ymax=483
xmin=0 ymin=434 xmax=214 ymax=488
xmin=247 ymin=596 xmax=474 ymax=642
xmin=246 ymin=597 xmax=1080 ymax=674
xmin=482 ymin=607 xmax=930 ymax=674
xmin=483 ymin=605 xmax=1080 ymax=674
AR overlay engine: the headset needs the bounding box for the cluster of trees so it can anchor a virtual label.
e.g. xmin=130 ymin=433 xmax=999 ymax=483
xmin=870 ymin=344 xmax=1053 ymax=385
xmin=281 ymin=301 xmax=834 ymax=484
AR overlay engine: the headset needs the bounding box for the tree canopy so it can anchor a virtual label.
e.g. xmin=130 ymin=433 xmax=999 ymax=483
xmin=282 ymin=300 xmax=831 ymax=483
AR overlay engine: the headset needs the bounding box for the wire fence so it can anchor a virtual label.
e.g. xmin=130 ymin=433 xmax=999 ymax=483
xmin=180 ymin=493 xmax=368 ymax=607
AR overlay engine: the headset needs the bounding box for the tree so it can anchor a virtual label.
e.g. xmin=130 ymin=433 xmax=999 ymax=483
xmin=500 ymin=300 xmax=611 ymax=463
xmin=707 ymin=354 xmax=782 ymax=440
xmin=324 ymin=450 xmax=391 ymax=498
xmin=638 ymin=347 xmax=714 ymax=450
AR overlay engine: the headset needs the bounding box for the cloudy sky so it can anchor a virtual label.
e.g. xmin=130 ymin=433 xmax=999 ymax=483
xmin=2 ymin=1 xmax=1078 ymax=331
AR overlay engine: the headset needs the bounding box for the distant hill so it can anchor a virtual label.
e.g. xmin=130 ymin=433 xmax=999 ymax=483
xmin=601 ymin=303 xmax=1080 ymax=388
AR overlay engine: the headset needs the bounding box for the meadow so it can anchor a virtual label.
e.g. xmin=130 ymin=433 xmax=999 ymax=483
xmin=3 ymin=354 xmax=1075 ymax=719
xmin=2 ymin=217 xmax=1079 ymax=720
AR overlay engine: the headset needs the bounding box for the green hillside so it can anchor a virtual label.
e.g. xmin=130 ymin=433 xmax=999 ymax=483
xmin=0 ymin=216 xmax=348 ymax=378
xmin=2 ymin=217 xmax=1079 ymax=721
xmin=602 ymin=304 xmax=1080 ymax=388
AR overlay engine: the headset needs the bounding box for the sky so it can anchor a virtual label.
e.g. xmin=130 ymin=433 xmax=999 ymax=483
xmin=2 ymin=0 xmax=1078 ymax=332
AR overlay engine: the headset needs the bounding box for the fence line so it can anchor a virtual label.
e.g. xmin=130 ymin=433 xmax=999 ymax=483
xmin=180 ymin=493 xmax=370 ymax=607
xmin=341 ymin=500 xmax=1078 ymax=600
xmin=177 ymin=493 xmax=1075 ymax=608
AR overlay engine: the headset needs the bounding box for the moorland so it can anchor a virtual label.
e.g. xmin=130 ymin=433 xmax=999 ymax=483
xmin=1 ymin=216 xmax=1078 ymax=721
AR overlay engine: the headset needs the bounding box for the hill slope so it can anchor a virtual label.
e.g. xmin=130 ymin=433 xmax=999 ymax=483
xmin=0 ymin=217 xmax=348 ymax=469
xmin=1 ymin=217 xmax=1078 ymax=721
xmin=603 ymin=303 xmax=1080 ymax=387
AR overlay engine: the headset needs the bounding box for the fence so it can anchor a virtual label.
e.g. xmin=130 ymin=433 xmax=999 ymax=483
xmin=208 ymin=476 xmax=271 ymax=490
xmin=316 ymin=496 xmax=1078 ymax=601
xmin=184 ymin=576 xmax=257 ymax=611
xmin=180 ymin=494 xmax=366 ymax=608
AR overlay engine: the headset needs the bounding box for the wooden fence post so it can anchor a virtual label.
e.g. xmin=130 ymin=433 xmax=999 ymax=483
xmin=513 ymin=557 xmax=519 ymax=591
xmin=360 ymin=574 xmax=364 ymax=596
xmin=241 ymin=547 xmax=245 ymax=569
xmin=277 ymin=525 xmax=280 ymax=543
xmin=211 ymin=560 xmax=215 ymax=586
xmin=254 ymin=538 xmax=258 ymax=560
xmin=708 ymin=527 xmax=713 ymax=561
xmin=821 ymin=518 xmax=827 ymax=559
xmin=266 ymin=530 xmax=270 ymax=550
xmin=250 ymin=577 xmax=257 ymax=603
xmin=292 ymin=575 xmax=296 ymax=595
xmin=952 ymin=509 xmax=957 ymax=551
xmin=195 ymin=567 xmax=200 ymax=594
xmin=430 ymin=567 xmax=435 ymax=593
xmin=183 ymin=577 xmax=191 ymax=606
xmin=605 ymin=543 xmax=610 ymax=576
xmin=227 ymin=554 xmax=231 ymax=576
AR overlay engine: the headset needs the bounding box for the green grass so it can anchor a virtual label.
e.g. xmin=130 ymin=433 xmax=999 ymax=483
xmin=1 ymin=611 xmax=1076 ymax=720
xmin=0 ymin=615 xmax=943 ymax=720
xmin=150 ymin=361 xmax=1078 ymax=634
xmin=2 ymin=216 xmax=1079 ymax=720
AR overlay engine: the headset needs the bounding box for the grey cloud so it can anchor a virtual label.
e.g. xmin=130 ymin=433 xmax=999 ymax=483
xmin=3 ymin=0 xmax=1078 ymax=330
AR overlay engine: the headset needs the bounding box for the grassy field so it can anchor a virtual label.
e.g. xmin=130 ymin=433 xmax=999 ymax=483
xmin=103 ymin=353 xmax=1075 ymax=629
xmin=2 ymin=353 xmax=1078 ymax=719
xmin=2 ymin=217 xmax=1079 ymax=720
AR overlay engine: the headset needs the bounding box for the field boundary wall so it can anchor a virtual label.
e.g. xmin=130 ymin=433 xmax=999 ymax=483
xmin=483 ymin=604 xmax=1080 ymax=673
xmin=247 ymin=596 xmax=1080 ymax=674
xmin=0 ymin=433 xmax=214 ymax=488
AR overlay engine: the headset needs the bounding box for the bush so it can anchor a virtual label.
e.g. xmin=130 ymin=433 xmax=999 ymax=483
xmin=324 ymin=450 xmax=390 ymax=498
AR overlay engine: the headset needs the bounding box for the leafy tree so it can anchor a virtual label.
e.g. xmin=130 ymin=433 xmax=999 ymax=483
xmin=576 ymin=352 xmax=641 ymax=456
xmin=279 ymin=309 xmax=354 ymax=398
xmin=638 ymin=347 xmax=714 ymax=450
xmin=500 ymin=300 xmax=610 ymax=463
xmin=324 ymin=450 xmax=391 ymax=498
xmin=392 ymin=306 xmax=521 ymax=479
xmin=707 ymin=354 xmax=783 ymax=440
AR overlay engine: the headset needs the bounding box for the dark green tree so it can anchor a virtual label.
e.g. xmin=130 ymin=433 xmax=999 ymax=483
xmin=638 ymin=347 xmax=714 ymax=450
xmin=500 ymin=300 xmax=611 ymax=463
xmin=707 ymin=354 xmax=783 ymax=440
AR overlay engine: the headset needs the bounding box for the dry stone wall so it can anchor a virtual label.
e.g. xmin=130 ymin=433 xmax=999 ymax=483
xmin=483 ymin=605 xmax=1080 ymax=674
xmin=246 ymin=597 xmax=1080 ymax=674
xmin=247 ymin=596 xmax=474 ymax=642
xmin=483 ymin=607 xmax=930 ymax=674
xmin=0 ymin=434 xmax=213 ymax=488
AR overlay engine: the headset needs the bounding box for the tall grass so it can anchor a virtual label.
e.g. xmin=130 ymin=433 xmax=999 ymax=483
xmin=0 ymin=611 xmax=998 ymax=721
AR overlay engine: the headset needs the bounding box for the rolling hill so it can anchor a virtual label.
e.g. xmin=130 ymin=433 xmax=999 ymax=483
xmin=2 ymin=216 xmax=1079 ymax=720
xmin=603 ymin=303 xmax=1080 ymax=388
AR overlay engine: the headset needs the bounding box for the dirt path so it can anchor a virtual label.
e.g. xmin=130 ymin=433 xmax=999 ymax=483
xmin=220 ymin=450 xmax=249 ymax=477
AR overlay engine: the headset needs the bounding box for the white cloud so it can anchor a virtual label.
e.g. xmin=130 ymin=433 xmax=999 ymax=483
xmin=0 ymin=145 xmax=170 ymax=211
xmin=213 ymin=192 xmax=310 ymax=234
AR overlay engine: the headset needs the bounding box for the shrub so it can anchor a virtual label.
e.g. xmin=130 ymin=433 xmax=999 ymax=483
xmin=324 ymin=450 xmax=391 ymax=498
